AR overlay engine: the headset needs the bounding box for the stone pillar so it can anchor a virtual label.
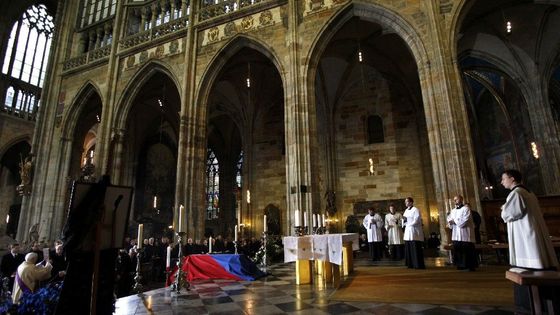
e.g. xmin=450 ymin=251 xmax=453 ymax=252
xmin=525 ymin=71 xmax=560 ymax=194
xmin=421 ymin=0 xmax=480 ymax=245
xmin=284 ymin=0 xmax=316 ymax=235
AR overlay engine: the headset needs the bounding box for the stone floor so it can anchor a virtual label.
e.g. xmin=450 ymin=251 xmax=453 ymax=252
xmin=114 ymin=257 xmax=516 ymax=315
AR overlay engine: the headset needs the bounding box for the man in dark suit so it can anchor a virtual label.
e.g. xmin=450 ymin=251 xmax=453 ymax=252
xmin=1 ymin=243 xmax=25 ymax=291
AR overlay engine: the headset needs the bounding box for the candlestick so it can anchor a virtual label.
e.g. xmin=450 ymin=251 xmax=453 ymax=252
xmin=178 ymin=205 xmax=185 ymax=232
xmin=209 ymin=236 xmax=213 ymax=253
xmin=295 ymin=209 xmax=300 ymax=226
xmin=322 ymin=214 xmax=326 ymax=227
xmin=303 ymin=211 xmax=307 ymax=227
xmin=166 ymin=246 xmax=171 ymax=268
xmin=263 ymin=215 xmax=267 ymax=232
xmin=137 ymin=224 xmax=144 ymax=249
xmin=312 ymin=214 xmax=317 ymax=228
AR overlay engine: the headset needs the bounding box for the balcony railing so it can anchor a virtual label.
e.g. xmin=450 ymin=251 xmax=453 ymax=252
xmin=63 ymin=44 xmax=112 ymax=72
xmin=199 ymin=0 xmax=268 ymax=21
xmin=120 ymin=16 xmax=189 ymax=50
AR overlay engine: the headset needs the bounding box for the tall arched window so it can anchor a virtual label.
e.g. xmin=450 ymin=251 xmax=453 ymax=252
xmin=80 ymin=0 xmax=117 ymax=28
xmin=206 ymin=149 xmax=219 ymax=220
xmin=236 ymin=151 xmax=243 ymax=189
xmin=2 ymin=4 xmax=54 ymax=119
xmin=367 ymin=115 xmax=384 ymax=144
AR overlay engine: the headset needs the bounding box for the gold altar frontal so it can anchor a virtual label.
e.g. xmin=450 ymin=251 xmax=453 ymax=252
xmin=297 ymin=241 xmax=354 ymax=286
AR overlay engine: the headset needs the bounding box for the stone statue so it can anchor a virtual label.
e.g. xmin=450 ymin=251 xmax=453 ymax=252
xmin=28 ymin=223 xmax=40 ymax=244
xmin=17 ymin=154 xmax=33 ymax=196
xmin=325 ymin=190 xmax=337 ymax=216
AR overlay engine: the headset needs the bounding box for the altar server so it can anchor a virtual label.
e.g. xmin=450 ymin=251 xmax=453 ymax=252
xmin=403 ymin=197 xmax=425 ymax=269
xmin=385 ymin=204 xmax=404 ymax=260
xmin=500 ymin=170 xmax=558 ymax=270
xmin=363 ymin=208 xmax=384 ymax=261
xmin=447 ymin=195 xmax=477 ymax=271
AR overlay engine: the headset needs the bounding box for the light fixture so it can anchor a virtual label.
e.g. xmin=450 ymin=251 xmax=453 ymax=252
xmin=246 ymin=189 xmax=251 ymax=204
xmin=368 ymin=157 xmax=375 ymax=175
xmin=158 ymin=99 xmax=164 ymax=107
xmin=506 ymin=21 xmax=512 ymax=34
xmin=358 ymin=50 xmax=363 ymax=63
xmin=531 ymin=142 xmax=539 ymax=159
xmin=153 ymin=195 xmax=158 ymax=208
xmin=246 ymin=63 xmax=251 ymax=88
xmin=6 ymin=214 xmax=9 ymax=224
xmin=96 ymin=114 xmax=100 ymax=122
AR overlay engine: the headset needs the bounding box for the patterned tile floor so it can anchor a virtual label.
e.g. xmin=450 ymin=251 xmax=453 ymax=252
xmin=114 ymin=257 xmax=516 ymax=315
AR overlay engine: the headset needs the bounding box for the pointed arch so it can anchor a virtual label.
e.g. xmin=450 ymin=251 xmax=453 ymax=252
xmin=194 ymin=34 xmax=286 ymax=121
xmin=0 ymin=136 xmax=31 ymax=161
xmin=114 ymin=60 xmax=182 ymax=131
xmin=60 ymin=81 xmax=103 ymax=139
xmin=305 ymin=2 xmax=429 ymax=97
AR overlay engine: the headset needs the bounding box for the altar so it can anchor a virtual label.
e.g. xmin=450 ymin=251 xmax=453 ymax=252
xmin=283 ymin=233 xmax=359 ymax=286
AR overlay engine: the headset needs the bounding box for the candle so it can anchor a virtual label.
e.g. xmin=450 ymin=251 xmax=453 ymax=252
xmin=178 ymin=205 xmax=185 ymax=232
xmin=263 ymin=215 xmax=267 ymax=232
xmin=295 ymin=209 xmax=300 ymax=226
xmin=234 ymin=225 xmax=238 ymax=242
xmin=166 ymin=246 xmax=171 ymax=268
xmin=304 ymin=211 xmax=308 ymax=227
xmin=137 ymin=224 xmax=144 ymax=249
xmin=312 ymin=214 xmax=317 ymax=228
xmin=153 ymin=196 xmax=157 ymax=208
xmin=237 ymin=208 xmax=241 ymax=225
xmin=322 ymin=214 xmax=325 ymax=227
xmin=209 ymin=236 xmax=213 ymax=253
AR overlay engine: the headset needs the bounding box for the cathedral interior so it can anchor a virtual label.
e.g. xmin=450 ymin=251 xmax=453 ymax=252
xmin=1 ymin=0 xmax=560 ymax=312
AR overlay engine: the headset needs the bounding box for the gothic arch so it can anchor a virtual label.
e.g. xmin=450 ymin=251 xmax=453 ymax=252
xmin=305 ymin=2 xmax=429 ymax=93
xmin=0 ymin=136 xmax=31 ymax=160
xmin=195 ymin=34 xmax=286 ymax=121
xmin=114 ymin=60 xmax=182 ymax=131
xmin=60 ymin=81 xmax=102 ymax=139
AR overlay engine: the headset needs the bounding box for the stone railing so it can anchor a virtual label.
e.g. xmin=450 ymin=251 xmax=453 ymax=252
xmin=62 ymin=44 xmax=112 ymax=72
xmin=199 ymin=0 xmax=269 ymax=21
xmin=120 ymin=16 xmax=189 ymax=50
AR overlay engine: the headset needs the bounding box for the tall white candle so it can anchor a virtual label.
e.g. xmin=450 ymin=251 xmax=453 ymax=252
xmin=294 ymin=210 xmax=300 ymax=226
xmin=178 ymin=205 xmax=185 ymax=232
xmin=303 ymin=211 xmax=308 ymax=227
xmin=312 ymin=214 xmax=317 ymax=228
xmin=166 ymin=246 xmax=171 ymax=268
xmin=263 ymin=215 xmax=267 ymax=232
xmin=137 ymin=224 xmax=144 ymax=249
xmin=322 ymin=214 xmax=326 ymax=227
xmin=209 ymin=236 xmax=213 ymax=253
xmin=234 ymin=225 xmax=238 ymax=242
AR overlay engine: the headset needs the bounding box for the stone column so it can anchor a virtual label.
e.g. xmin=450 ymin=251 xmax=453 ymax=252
xmin=284 ymin=0 xmax=317 ymax=235
xmin=421 ymin=0 xmax=481 ymax=245
xmin=525 ymin=70 xmax=560 ymax=194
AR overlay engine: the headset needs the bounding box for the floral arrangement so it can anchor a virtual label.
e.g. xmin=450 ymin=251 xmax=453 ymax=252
xmin=0 ymin=281 xmax=63 ymax=315
xmin=252 ymin=234 xmax=283 ymax=265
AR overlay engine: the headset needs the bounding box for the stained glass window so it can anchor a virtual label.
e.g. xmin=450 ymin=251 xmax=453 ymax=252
xmin=206 ymin=149 xmax=219 ymax=220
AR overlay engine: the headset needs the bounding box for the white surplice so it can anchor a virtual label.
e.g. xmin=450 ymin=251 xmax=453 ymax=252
xmin=384 ymin=212 xmax=404 ymax=245
xmin=363 ymin=213 xmax=383 ymax=242
xmin=447 ymin=205 xmax=475 ymax=243
xmin=403 ymin=206 xmax=424 ymax=241
xmin=501 ymin=186 xmax=559 ymax=269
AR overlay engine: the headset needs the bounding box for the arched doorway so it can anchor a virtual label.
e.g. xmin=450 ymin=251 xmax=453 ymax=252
xmin=204 ymin=45 xmax=285 ymax=239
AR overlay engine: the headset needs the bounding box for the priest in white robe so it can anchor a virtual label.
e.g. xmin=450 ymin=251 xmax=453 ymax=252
xmin=12 ymin=252 xmax=53 ymax=304
xmin=363 ymin=208 xmax=384 ymax=261
xmin=384 ymin=204 xmax=404 ymax=260
xmin=500 ymin=170 xmax=558 ymax=270
xmin=447 ymin=195 xmax=478 ymax=271
xmin=403 ymin=197 xmax=425 ymax=269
